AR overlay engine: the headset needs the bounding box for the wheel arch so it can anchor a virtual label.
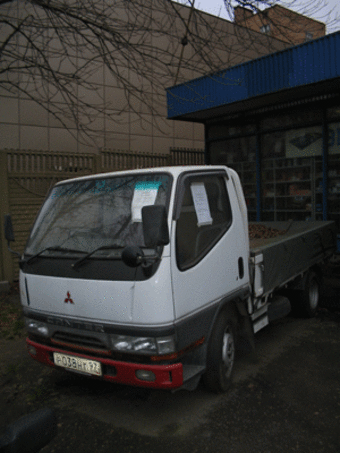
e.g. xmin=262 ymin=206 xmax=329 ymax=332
xmin=202 ymin=302 xmax=238 ymax=392
xmin=206 ymin=296 xmax=254 ymax=352
xmin=285 ymin=267 xmax=322 ymax=317
xmin=287 ymin=264 xmax=322 ymax=291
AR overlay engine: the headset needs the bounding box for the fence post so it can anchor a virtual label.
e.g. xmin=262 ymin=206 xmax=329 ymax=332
xmin=93 ymin=153 xmax=102 ymax=174
xmin=0 ymin=150 xmax=14 ymax=283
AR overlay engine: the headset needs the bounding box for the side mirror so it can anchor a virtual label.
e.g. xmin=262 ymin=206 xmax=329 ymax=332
xmin=142 ymin=205 xmax=169 ymax=248
xmin=4 ymin=214 xmax=15 ymax=242
xmin=122 ymin=246 xmax=144 ymax=268
xmin=3 ymin=214 xmax=21 ymax=258
xmin=0 ymin=408 xmax=57 ymax=453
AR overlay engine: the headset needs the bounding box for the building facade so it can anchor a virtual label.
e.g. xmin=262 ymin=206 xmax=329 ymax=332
xmin=234 ymin=5 xmax=325 ymax=45
xmin=167 ymin=31 xmax=340 ymax=244
xmin=0 ymin=1 xmax=287 ymax=157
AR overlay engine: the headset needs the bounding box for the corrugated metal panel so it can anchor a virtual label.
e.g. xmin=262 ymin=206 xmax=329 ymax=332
xmin=167 ymin=31 xmax=340 ymax=119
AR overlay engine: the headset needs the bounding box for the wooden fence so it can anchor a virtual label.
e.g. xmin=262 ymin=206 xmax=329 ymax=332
xmin=0 ymin=147 xmax=204 ymax=283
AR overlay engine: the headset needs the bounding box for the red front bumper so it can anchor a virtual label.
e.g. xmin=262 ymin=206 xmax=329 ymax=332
xmin=26 ymin=338 xmax=183 ymax=389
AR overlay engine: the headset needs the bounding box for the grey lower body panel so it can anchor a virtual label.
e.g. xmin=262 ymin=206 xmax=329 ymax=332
xmin=174 ymin=285 xmax=249 ymax=351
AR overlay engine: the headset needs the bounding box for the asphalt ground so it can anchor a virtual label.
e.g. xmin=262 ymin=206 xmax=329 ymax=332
xmin=0 ymin=262 xmax=340 ymax=453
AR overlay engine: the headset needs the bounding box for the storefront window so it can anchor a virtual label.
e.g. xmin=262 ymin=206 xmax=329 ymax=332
xmin=328 ymin=122 xmax=340 ymax=154
xmin=327 ymin=106 xmax=340 ymax=121
xmin=209 ymin=136 xmax=257 ymax=220
xmin=263 ymin=126 xmax=322 ymax=160
xmin=328 ymin=122 xmax=340 ymax=231
xmin=262 ymin=126 xmax=322 ymax=222
xmin=209 ymin=136 xmax=256 ymax=165
xmin=285 ymin=126 xmax=322 ymax=158
xmin=207 ymin=116 xmax=340 ymax=232
xmin=207 ymin=122 xmax=256 ymax=140
xmin=262 ymin=131 xmax=285 ymax=159
xmin=261 ymin=108 xmax=322 ymax=131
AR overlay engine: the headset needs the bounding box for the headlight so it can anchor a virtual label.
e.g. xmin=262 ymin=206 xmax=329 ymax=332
xmin=110 ymin=334 xmax=175 ymax=355
xmin=25 ymin=318 xmax=49 ymax=337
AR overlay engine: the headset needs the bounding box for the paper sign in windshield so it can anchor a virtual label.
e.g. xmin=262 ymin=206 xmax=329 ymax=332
xmin=132 ymin=182 xmax=161 ymax=222
xmin=190 ymin=182 xmax=213 ymax=226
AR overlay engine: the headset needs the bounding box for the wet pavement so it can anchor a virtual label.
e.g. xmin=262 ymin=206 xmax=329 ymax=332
xmin=1 ymin=265 xmax=340 ymax=453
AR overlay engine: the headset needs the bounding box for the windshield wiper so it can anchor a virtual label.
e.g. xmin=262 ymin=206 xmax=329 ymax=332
xmin=72 ymin=243 xmax=125 ymax=270
xmin=24 ymin=246 xmax=87 ymax=265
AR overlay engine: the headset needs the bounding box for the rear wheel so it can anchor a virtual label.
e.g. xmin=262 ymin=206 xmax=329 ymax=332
xmin=300 ymin=271 xmax=320 ymax=318
xmin=203 ymin=309 xmax=237 ymax=393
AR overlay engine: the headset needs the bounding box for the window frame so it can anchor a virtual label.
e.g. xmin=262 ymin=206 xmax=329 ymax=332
xmin=260 ymin=24 xmax=271 ymax=34
xmin=174 ymin=170 xmax=233 ymax=271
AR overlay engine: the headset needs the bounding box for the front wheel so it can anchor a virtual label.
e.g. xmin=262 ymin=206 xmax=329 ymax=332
xmin=203 ymin=309 xmax=237 ymax=393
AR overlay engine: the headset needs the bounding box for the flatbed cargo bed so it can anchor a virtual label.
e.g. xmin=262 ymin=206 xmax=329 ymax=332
xmin=249 ymin=221 xmax=336 ymax=296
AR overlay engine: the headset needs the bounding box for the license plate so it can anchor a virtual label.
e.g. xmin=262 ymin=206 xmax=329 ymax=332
xmin=53 ymin=352 xmax=102 ymax=376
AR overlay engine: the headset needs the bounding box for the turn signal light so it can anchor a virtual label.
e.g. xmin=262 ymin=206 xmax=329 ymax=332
xmin=150 ymin=336 xmax=205 ymax=362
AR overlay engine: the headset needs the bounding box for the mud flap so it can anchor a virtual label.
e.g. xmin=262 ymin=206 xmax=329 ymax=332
xmin=236 ymin=300 xmax=256 ymax=352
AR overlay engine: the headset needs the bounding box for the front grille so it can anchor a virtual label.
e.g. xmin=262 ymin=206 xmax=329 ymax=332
xmin=51 ymin=331 xmax=110 ymax=356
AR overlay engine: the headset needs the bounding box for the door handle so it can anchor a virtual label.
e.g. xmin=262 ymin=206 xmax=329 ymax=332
xmin=238 ymin=257 xmax=244 ymax=279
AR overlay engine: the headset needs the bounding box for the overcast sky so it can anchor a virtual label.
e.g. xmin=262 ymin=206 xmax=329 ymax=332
xmin=193 ymin=0 xmax=340 ymax=33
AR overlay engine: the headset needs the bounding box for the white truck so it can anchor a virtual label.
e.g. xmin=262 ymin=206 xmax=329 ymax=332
xmin=4 ymin=165 xmax=336 ymax=392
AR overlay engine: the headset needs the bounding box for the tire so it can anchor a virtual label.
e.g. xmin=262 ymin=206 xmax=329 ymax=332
xmin=300 ymin=271 xmax=320 ymax=318
xmin=203 ymin=309 xmax=237 ymax=393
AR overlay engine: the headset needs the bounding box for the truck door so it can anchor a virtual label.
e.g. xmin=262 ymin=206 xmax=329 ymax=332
xmin=171 ymin=171 xmax=249 ymax=323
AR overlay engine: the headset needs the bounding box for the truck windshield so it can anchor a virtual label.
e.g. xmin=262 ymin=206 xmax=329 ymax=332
xmin=25 ymin=173 xmax=172 ymax=257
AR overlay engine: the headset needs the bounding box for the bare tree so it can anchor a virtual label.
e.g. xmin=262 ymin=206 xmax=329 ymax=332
xmin=0 ymin=0 xmax=334 ymax=146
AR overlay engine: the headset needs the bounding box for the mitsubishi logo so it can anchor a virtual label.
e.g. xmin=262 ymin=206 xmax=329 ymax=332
xmin=64 ymin=291 xmax=74 ymax=304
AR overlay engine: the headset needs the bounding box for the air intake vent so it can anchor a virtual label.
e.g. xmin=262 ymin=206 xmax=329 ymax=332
xmin=52 ymin=332 xmax=110 ymax=356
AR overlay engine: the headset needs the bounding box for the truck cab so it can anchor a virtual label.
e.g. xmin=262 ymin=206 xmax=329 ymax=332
xmin=14 ymin=165 xmax=250 ymax=392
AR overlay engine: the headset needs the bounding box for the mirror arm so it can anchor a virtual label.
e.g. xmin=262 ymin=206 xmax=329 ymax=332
xmin=141 ymin=253 xmax=160 ymax=268
xmin=7 ymin=241 xmax=21 ymax=259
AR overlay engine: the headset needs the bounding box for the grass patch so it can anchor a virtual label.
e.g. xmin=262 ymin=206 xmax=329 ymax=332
xmin=0 ymin=284 xmax=25 ymax=339
xmin=26 ymin=381 xmax=53 ymax=405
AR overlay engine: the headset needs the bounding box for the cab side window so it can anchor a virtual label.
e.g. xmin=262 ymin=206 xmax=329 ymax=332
xmin=176 ymin=175 xmax=232 ymax=270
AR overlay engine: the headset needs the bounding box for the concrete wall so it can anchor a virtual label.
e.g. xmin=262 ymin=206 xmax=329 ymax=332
xmin=0 ymin=1 xmax=287 ymax=156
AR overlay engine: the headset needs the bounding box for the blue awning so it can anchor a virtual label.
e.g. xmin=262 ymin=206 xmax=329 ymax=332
xmin=167 ymin=31 xmax=340 ymax=121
